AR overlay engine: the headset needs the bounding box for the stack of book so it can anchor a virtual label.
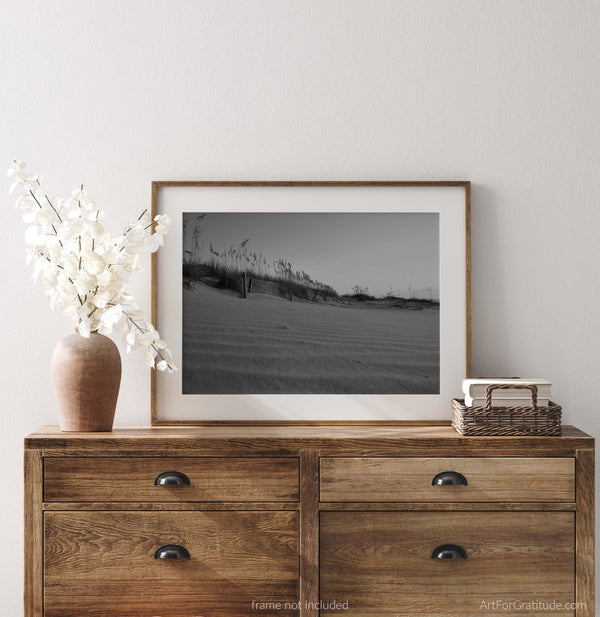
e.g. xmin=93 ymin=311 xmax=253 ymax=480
xmin=462 ymin=378 xmax=552 ymax=408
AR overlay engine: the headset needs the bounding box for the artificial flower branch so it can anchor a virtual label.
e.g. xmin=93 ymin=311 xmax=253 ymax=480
xmin=8 ymin=160 xmax=176 ymax=373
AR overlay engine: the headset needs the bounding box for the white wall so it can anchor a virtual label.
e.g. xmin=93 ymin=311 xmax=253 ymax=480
xmin=1 ymin=1 xmax=598 ymax=612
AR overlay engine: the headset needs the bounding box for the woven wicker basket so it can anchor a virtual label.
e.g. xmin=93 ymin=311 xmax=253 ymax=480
xmin=452 ymin=384 xmax=562 ymax=436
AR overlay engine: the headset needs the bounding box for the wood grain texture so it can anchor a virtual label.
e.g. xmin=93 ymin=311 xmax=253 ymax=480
xmin=320 ymin=511 xmax=575 ymax=616
xmin=23 ymin=424 xmax=595 ymax=617
xmin=44 ymin=511 xmax=299 ymax=617
xmin=152 ymin=181 xmax=471 ymax=187
xmin=319 ymin=502 xmax=577 ymax=511
xmin=465 ymin=181 xmax=471 ymax=377
xmin=24 ymin=449 xmax=43 ymax=617
xmin=299 ymin=450 xmax=319 ymax=617
xmin=320 ymin=457 xmax=575 ymax=502
xmin=150 ymin=181 xmax=470 ymax=425
xmin=150 ymin=180 xmax=158 ymax=425
xmin=25 ymin=425 xmax=594 ymax=459
xmin=44 ymin=457 xmax=299 ymax=502
xmin=44 ymin=501 xmax=299 ymax=511
xmin=576 ymin=448 xmax=595 ymax=617
xmin=41 ymin=501 xmax=578 ymax=512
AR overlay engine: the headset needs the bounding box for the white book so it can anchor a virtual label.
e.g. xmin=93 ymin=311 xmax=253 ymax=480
xmin=465 ymin=395 xmax=550 ymax=408
xmin=462 ymin=378 xmax=552 ymax=399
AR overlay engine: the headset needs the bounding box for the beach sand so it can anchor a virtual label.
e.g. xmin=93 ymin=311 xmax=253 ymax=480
xmin=182 ymin=284 xmax=439 ymax=394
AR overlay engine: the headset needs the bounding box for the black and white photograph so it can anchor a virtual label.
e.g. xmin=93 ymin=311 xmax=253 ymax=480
xmin=182 ymin=212 xmax=440 ymax=394
xmin=153 ymin=182 xmax=468 ymax=422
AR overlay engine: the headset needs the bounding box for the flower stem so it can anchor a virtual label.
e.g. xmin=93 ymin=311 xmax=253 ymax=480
xmin=122 ymin=209 xmax=149 ymax=237
xmin=44 ymin=195 xmax=63 ymax=222
xmin=125 ymin=314 xmax=172 ymax=369
xmin=28 ymin=189 xmax=63 ymax=247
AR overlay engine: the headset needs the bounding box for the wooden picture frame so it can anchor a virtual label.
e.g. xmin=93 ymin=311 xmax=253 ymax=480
xmin=151 ymin=181 xmax=471 ymax=425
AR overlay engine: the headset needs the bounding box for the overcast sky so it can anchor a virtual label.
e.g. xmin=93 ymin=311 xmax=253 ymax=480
xmin=183 ymin=212 xmax=439 ymax=297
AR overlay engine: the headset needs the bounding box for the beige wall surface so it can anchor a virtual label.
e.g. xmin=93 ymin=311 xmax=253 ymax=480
xmin=1 ymin=1 xmax=599 ymax=613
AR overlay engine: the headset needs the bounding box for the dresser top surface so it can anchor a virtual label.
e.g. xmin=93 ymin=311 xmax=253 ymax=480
xmin=25 ymin=423 xmax=593 ymax=456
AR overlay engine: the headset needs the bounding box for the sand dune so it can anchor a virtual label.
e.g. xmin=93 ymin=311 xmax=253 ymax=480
xmin=182 ymin=284 xmax=439 ymax=394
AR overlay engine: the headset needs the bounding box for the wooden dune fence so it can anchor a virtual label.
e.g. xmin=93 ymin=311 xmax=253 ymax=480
xmin=240 ymin=274 xmax=322 ymax=302
xmin=247 ymin=277 xmax=290 ymax=299
xmin=239 ymin=274 xmax=292 ymax=300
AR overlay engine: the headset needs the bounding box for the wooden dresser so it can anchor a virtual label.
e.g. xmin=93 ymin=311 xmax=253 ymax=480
xmin=25 ymin=424 xmax=594 ymax=616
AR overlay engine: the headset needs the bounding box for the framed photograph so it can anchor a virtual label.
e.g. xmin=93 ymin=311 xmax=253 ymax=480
xmin=151 ymin=181 xmax=470 ymax=424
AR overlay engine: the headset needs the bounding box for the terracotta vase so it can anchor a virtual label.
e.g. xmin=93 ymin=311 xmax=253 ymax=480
xmin=51 ymin=332 xmax=121 ymax=432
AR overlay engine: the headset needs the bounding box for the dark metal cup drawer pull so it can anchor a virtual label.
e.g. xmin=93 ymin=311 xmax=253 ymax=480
xmin=431 ymin=471 xmax=468 ymax=486
xmin=154 ymin=545 xmax=190 ymax=559
xmin=154 ymin=471 xmax=190 ymax=486
xmin=431 ymin=544 xmax=467 ymax=559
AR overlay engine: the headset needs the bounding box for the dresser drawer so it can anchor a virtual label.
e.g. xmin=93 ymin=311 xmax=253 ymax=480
xmin=320 ymin=457 xmax=575 ymax=502
xmin=44 ymin=511 xmax=299 ymax=617
xmin=321 ymin=511 xmax=575 ymax=616
xmin=44 ymin=457 xmax=299 ymax=502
